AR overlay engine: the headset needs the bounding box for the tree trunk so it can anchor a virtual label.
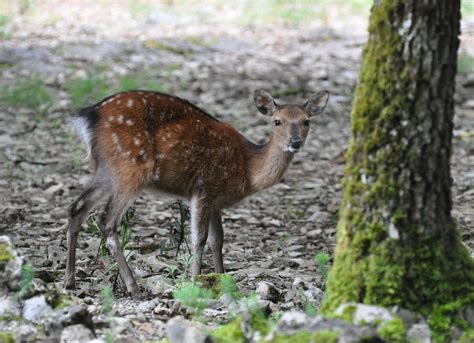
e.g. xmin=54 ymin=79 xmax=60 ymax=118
xmin=323 ymin=0 xmax=473 ymax=335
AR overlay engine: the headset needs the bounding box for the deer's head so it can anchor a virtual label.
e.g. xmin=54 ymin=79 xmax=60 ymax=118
xmin=254 ymin=90 xmax=329 ymax=153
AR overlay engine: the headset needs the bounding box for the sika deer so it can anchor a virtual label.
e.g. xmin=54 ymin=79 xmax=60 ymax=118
xmin=65 ymin=89 xmax=329 ymax=298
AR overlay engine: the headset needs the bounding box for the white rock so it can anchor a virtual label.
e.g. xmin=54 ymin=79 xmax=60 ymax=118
xmin=0 ymin=295 xmax=21 ymax=318
xmin=406 ymin=323 xmax=431 ymax=343
xmin=256 ymin=281 xmax=280 ymax=303
xmin=23 ymin=295 xmax=53 ymax=323
xmin=136 ymin=299 xmax=158 ymax=313
xmin=60 ymin=324 xmax=95 ymax=343
xmin=306 ymin=228 xmax=323 ymax=238
xmin=335 ymin=303 xmax=393 ymax=325
xmin=276 ymin=311 xmax=312 ymax=335
xmin=166 ymin=316 xmax=209 ymax=343
xmin=307 ymin=211 xmax=330 ymax=223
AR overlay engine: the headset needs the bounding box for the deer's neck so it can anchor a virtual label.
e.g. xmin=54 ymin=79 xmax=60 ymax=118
xmin=248 ymin=136 xmax=294 ymax=193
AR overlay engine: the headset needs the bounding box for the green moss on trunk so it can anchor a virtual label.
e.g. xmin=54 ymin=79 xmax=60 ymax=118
xmin=322 ymin=0 xmax=474 ymax=340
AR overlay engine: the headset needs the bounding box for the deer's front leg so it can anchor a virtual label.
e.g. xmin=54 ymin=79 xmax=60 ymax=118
xmin=190 ymin=195 xmax=211 ymax=276
xmin=209 ymin=209 xmax=224 ymax=273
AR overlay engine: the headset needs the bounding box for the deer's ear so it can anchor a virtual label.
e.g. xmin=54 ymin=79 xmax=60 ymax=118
xmin=304 ymin=91 xmax=329 ymax=116
xmin=254 ymin=89 xmax=277 ymax=116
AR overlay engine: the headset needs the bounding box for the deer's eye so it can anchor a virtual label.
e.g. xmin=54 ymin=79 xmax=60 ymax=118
xmin=274 ymin=120 xmax=281 ymax=126
xmin=304 ymin=120 xmax=311 ymax=127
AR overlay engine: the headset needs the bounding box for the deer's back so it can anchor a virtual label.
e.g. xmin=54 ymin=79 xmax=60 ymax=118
xmin=86 ymin=91 xmax=250 ymax=205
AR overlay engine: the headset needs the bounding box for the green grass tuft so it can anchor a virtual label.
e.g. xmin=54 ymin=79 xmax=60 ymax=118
xmin=458 ymin=53 xmax=474 ymax=75
xmin=314 ymin=252 xmax=331 ymax=280
xmin=0 ymin=76 xmax=52 ymax=112
xmin=174 ymin=282 xmax=214 ymax=317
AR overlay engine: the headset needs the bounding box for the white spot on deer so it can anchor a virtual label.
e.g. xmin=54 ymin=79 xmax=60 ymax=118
xmin=123 ymin=151 xmax=131 ymax=159
xmin=118 ymin=115 xmax=124 ymax=124
xmin=138 ymin=91 xmax=144 ymax=95
xmin=157 ymin=154 xmax=165 ymax=159
xmin=117 ymin=100 xmax=121 ymax=105
xmin=112 ymin=133 xmax=119 ymax=144
xmin=141 ymin=98 xmax=147 ymax=105
xmin=142 ymin=153 xmax=147 ymax=161
xmin=108 ymin=116 xmax=114 ymax=122
xmin=127 ymin=99 xmax=134 ymax=108
xmin=116 ymin=143 xmax=123 ymax=153
xmin=134 ymin=137 xmax=141 ymax=146
xmin=76 ymin=199 xmax=84 ymax=211
xmin=126 ymin=119 xmax=134 ymax=126
xmin=104 ymin=122 xmax=111 ymax=128
xmin=139 ymin=149 xmax=145 ymax=156
xmin=153 ymin=167 xmax=160 ymax=181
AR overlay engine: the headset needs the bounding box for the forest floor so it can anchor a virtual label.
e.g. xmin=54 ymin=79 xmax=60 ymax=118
xmin=0 ymin=1 xmax=473 ymax=341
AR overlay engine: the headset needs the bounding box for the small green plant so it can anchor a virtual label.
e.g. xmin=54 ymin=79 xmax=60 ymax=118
xmin=174 ymin=282 xmax=214 ymax=317
xmin=164 ymin=265 xmax=178 ymax=280
xmin=0 ymin=14 xmax=12 ymax=40
xmin=119 ymin=207 xmax=135 ymax=252
xmin=304 ymin=302 xmax=319 ymax=317
xmin=378 ymin=317 xmax=405 ymax=342
xmin=0 ymin=76 xmax=52 ymax=115
xmin=458 ymin=53 xmax=474 ymax=74
xmin=101 ymin=286 xmax=117 ymax=343
xmin=115 ymin=74 xmax=169 ymax=93
xmin=86 ymin=214 xmax=107 ymax=256
xmin=177 ymin=253 xmax=193 ymax=281
xmin=314 ymin=252 xmax=330 ymax=280
xmin=276 ymin=232 xmax=289 ymax=252
xmin=19 ymin=263 xmax=34 ymax=293
xmin=101 ymin=286 xmax=115 ymax=315
xmin=219 ymin=274 xmax=240 ymax=300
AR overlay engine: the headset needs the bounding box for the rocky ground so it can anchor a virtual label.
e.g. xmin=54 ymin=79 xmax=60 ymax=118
xmin=0 ymin=1 xmax=473 ymax=342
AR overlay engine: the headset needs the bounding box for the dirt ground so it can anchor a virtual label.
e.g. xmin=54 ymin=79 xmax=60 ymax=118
xmin=0 ymin=1 xmax=473 ymax=340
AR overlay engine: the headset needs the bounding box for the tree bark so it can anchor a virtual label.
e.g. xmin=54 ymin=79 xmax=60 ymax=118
xmin=323 ymin=0 xmax=473 ymax=335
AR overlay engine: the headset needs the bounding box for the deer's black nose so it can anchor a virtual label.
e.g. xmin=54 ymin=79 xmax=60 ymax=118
xmin=289 ymin=137 xmax=302 ymax=150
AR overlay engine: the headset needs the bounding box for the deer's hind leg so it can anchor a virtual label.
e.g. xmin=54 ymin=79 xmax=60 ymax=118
xmin=98 ymin=186 xmax=141 ymax=298
xmin=65 ymin=177 xmax=111 ymax=289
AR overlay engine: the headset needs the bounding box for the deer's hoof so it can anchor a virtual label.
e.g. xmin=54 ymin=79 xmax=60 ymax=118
xmin=64 ymin=280 xmax=76 ymax=290
xmin=131 ymin=290 xmax=144 ymax=301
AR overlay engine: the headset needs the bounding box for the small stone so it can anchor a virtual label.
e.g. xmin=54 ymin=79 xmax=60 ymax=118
xmin=23 ymin=295 xmax=53 ymax=323
xmin=276 ymin=311 xmax=311 ymax=334
xmin=166 ymin=316 xmax=210 ymax=343
xmin=307 ymin=211 xmax=330 ymax=223
xmin=0 ymin=294 xmax=21 ymax=318
xmin=136 ymin=299 xmax=158 ymax=313
xmin=335 ymin=303 xmax=393 ymax=325
xmin=306 ymin=228 xmax=323 ymax=238
xmin=256 ymin=281 xmax=281 ymax=303
xmin=60 ymin=324 xmax=94 ymax=343
xmin=406 ymin=323 xmax=431 ymax=343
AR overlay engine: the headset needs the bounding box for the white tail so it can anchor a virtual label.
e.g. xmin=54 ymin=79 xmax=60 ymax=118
xmin=65 ymin=89 xmax=329 ymax=297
